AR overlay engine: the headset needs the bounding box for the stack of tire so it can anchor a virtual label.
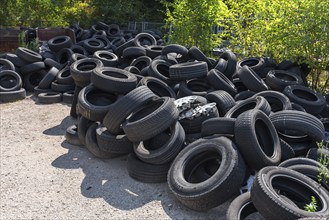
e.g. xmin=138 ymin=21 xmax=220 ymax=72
xmin=0 ymin=47 xmax=46 ymax=102
xmin=0 ymin=57 xmax=25 ymax=102
xmin=57 ymin=36 xmax=329 ymax=219
xmin=0 ymin=22 xmax=163 ymax=104
xmin=0 ymin=46 xmax=75 ymax=104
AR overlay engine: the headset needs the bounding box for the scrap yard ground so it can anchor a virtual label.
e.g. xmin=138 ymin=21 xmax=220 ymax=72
xmin=0 ymin=94 xmax=234 ymax=219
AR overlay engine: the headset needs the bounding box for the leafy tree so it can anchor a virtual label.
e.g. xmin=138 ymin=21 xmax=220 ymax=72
xmin=0 ymin=0 xmax=167 ymax=28
xmin=223 ymin=0 xmax=266 ymax=56
xmin=224 ymin=0 xmax=329 ymax=92
xmin=164 ymin=0 xmax=230 ymax=54
xmin=1 ymin=0 xmax=68 ymax=27
xmin=90 ymin=0 xmax=166 ymax=26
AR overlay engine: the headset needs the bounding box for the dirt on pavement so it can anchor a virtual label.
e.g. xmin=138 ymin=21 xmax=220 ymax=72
xmin=0 ymin=94 xmax=231 ymax=219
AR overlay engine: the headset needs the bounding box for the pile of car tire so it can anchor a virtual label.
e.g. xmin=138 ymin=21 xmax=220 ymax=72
xmin=1 ymin=21 xmax=329 ymax=219
xmin=0 ymin=22 xmax=163 ymax=103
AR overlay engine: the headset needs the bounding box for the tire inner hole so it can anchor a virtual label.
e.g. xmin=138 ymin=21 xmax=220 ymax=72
xmin=275 ymin=72 xmax=296 ymax=81
xmin=86 ymin=90 xmax=116 ymax=106
xmin=255 ymin=118 xmax=275 ymax=157
xmin=147 ymin=81 xmax=172 ymax=97
xmin=272 ymin=176 xmax=323 ymax=210
xmin=292 ymin=89 xmax=318 ymax=101
xmin=102 ymin=70 xmax=127 ymax=79
xmin=184 ymin=150 xmax=221 ymax=184
xmin=157 ymin=63 xmax=170 ymax=77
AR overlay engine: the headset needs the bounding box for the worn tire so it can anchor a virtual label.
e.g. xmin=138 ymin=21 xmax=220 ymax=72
xmin=279 ymin=139 xmax=296 ymax=162
xmin=77 ymin=116 xmax=93 ymax=146
xmin=48 ymin=36 xmax=73 ymax=52
xmin=127 ymin=153 xmax=171 ymax=183
xmin=283 ymin=164 xmax=329 ymax=191
xmin=85 ymin=122 xmax=122 ymax=159
xmin=51 ymin=81 xmax=74 ymax=93
xmin=96 ymin=124 xmax=133 ymax=154
xmin=207 ymin=69 xmax=237 ymax=96
xmin=283 ymin=85 xmax=326 ymax=114
xmin=179 ymin=104 xmax=219 ymax=134
xmin=83 ymin=38 xmax=105 ymax=54
xmin=148 ymin=59 xmax=172 ymax=85
xmin=226 ymin=192 xmax=258 ymax=220
xmin=137 ymin=76 xmax=176 ymax=98
xmin=178 ymin=79 xmax=214 ymax=98
xmin=0 ymin=70 xmax=22 ymax=92
xmin=20 ymin=61 xmax=45 ymax=76
xmin=251 ymin=166 xmax=329 ymax=219
xmin=44 ymin=58 xmax=61 ymax=70
xmin=235 ymin=109 xmax=281 ymax=170
xmin=122 ymin=97 xmax=179 ymax=142
xmin=23 ymin=70 xmax=47 ymax=92
xmin=306 ymin=148 xmax=329 ymax=167
xmin=279 ymin=157 xmax=323 ymax=168
xmin=133 ymin=121 xmax=185 ymax=164
xmin=38 ymin=67 xmax=59 ymax=89
xmin=103 ymin=86 xmax=157 ymax=134
xmin=201 ymin=117 xmax=236 ymax=137
xmin=62 ymin=90 xmax=74 ymax=104
xmin=188 ymin=46 xmax=212 ymax=70
xmin=206 ymin=90 xmax=236 ymax=116
xmin=5 ymin=53 xmax=28 ymax=67
xmin=252 ymin=90 xmax=292 ymax=113
xmin=167 ymin=136 xmax=246 ymax=211
xmin=133 ymin=33 xmax=156 ymax=47
xmin=77 ymin=84 xmax=117 ymax=122
xmin=16 ymin=47 xmax=42 ymax=63
xmin=0 ymin=88 xmax=26 ymax=103
xmin=265 ymin=70 xmax=303 ymax=91
xmin=237 ymin=65 xmax=269 ymax=92
xmin=123 ymin=46 xmax=146 ymax=59
xmin=225 ymin=96 xmax=271 ymax=118
xmin=0 ymin=58 xmax=15 ymax=71
xmin=219 ymin=50 xmax=237 ymax=79
xmin=161 ymin=44 xmax=189 ymax=62
xmin=169 ymin=61 xmax=208 ymax=81
xmin=269 ymin=110 xmax=325 ymax=142
xmin=65 ymin=124 xmax=83 ymax=146
xmin=56 ymin=66 xmax=74 ymax=85
xmin=38 ymin=92 xmax=62 ymax=104
xmin=93 ymin=50 xmax=118 ymax=67
xmin=70 ymin=58 xmax=103 ymax=85
xmin=91 ymin=67 xmax=137 ymax=94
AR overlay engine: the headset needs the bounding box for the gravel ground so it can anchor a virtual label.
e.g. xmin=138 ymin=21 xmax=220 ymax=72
xmin=0 ymin=94 xmax=232 ymax=219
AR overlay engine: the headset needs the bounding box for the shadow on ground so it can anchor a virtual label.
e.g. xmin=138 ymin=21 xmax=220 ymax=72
xmin=51 ymin=140 xmax=229 ymax=219
xmin=43 ymin=116 xmax=74 ymax=136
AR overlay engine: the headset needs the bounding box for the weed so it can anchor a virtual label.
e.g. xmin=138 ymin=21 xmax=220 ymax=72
xmin=304 ymin=196 xmax=317 ymax=212
xmin=317 ymin=141 xmax=329 ymax=184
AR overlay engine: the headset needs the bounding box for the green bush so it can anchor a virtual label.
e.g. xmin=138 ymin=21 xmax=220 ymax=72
xmin=224 ymin=0 xmax=329 ymax=93
xmin=163 ymin=0 xmax=229 ymax=55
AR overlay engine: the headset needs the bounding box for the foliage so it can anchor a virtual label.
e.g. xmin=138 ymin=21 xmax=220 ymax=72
xmin=163 ymin=0 xmax=230 ymax=54
xmin=1 ymin=0 xmax=68 ymax=27
xmin=224 ymin=0 xmax=329 ymax=93
xmin=18 ymin=31 xmax=40 ymax=52
xmin=223 ymin=0 xmax=267 ymax=56
xmin=304 ymin=196 xmax=317 ymax=212
xmin=0 ymin=0 xmax=168 ymax=28
xmin=317 ymin=141 xmax=329 ymax=184
xmin=91 ymin=0 xmax=166 ymax=26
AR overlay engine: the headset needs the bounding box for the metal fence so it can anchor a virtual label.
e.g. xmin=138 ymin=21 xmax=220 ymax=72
xmin=127 ymin=21 xmax=166 ymax=32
